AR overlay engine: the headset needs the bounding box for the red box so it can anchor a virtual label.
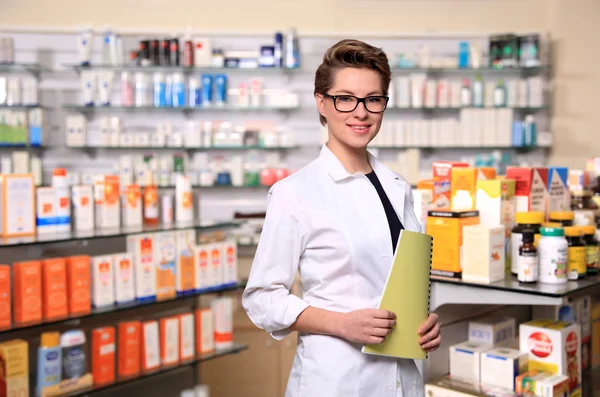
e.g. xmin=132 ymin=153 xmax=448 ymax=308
xmin=506 ymin=167 xmax=549 ymax=214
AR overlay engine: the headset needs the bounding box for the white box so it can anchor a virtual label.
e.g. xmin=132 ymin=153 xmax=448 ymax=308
xmin=426 ymin=376 xmax=489 ymax=397
xmin=480 ymin=347 xmax=528 ymax=389
xmin=71 ymin=185 xmax=94 ymax=231
xmin=113 ymin=252 xmax=135 ymax=304
xmin=100 ymin=116 xmax=111 ymax=146
xmin=469 ymin=316 xmax=516 ymax=347
xmin=208 ymin=243 xmax=223 ymax=287
xmin=94 ymin=175 xmax=120 ymax=229
xmin=194 ymin=244 xmax=211 ymax=290
xmin=462 ymin=225 xmax=506 ymax=284
xmin=449 ymin=341 xmax=492 ymax=382
xmin=142 ymin=321 xmax=160 ymax=371
xmin=109 ymin=116 xmax=121 ymax=147
xmin=211 ymin=297 xmax=233 ymax=350
xmin=175 ymin=175 xmax=193 ymax=223
xmin=91 ymin=255 xmax=115 ymax=307
xmin=176 ymin=229 xmax=196 ymax=294
xmin=12 ymin=151 xmax=29 ymax=174
xmin=519 ymin=320 xmax=582 ymax=395
xmin=120 ymin=133 xmax=133 ymax=147
xmin=65 ymin=115 xmax=87 ymax=147
xmin=221 ymin=239 xmax=238 ymax=286
xmin=127 ymin=234 xmax=157 ymax=301
xmin=0 ymin=174 xmax=35 ymax=237
xmin=36 ymin=186 xmax=56 ymax=234
xmin=483 ymin=109 xmax=496 ymax=146
xmin=198 ymin=308 xmax=215 ymax=354
xmin=121 ymin=184 xmax=142 ymax=227
xmin=179 ymin=313 xmax=195 ymax=361
xmin=412 ymin=189 xmax=433 ymax=227
xmin=185 ymin=121 xmax=202 ymax=148
xmin=161 ymin=317 xmax=180 ymax=366
xmin=154 ymin=231 xmax=177 ymax=300
xmin=572 ymin=295 xmax=592 ymax=370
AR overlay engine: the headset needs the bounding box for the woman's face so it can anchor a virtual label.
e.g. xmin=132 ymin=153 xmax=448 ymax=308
xmin=316 ymin=67 xmax=385 ymax=150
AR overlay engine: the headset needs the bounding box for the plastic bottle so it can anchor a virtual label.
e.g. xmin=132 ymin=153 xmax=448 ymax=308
xmin=524 ymin=115 xmax=537 ymax=147
xmin=510 ymin=211 xmax=545 ymax=275
xmin=493 ymin=79 xmax=506 ymax=107
xmin=274 ymin=32 xmax=283 ymax=67
xmin=460 ymin=78 xmax=471 ymax=107
xmin=538 ymin=226 xmax=568 ymax=284
xmin=472 ymin=74 xmax=484 ymax=107
xmin=549 ymin=211 xmax=575 ymax=227
xmin=518 ymin=231 xmax=538 ymax=283
xmin=583 ymin=225 xmax=599 ymax=275
xmin=285 ymin=28 xmax=300 ymax=69
xmin=153 ymin=72 xmax=166 ymax=108
xmin=37 ymin=332 xmax=62 ymax=394
xmin=143 ymin=175 xmax=159 ymax=226
xmin=565 ymin=226 xmax=587 ymax=280
xmin=61 ymin=330 xmax=87 ymax=379
xmin=121 ymin=72 xmax=134 ymax=107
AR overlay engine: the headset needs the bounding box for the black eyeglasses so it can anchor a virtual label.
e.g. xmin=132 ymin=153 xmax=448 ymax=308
xmin=323 ymin=93 xmax=389 ymax=113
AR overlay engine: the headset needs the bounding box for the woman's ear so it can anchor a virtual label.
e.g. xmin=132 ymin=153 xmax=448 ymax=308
xmin=315 ymin=94 xmax=326 ymax=119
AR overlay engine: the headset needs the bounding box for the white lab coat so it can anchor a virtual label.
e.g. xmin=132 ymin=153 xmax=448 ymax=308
xmin=242 ymin=144 xmax=425 ymax=397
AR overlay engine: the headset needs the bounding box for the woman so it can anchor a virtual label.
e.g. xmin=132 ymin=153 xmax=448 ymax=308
xmin=242 ymin=39 xmax=442 ymax=397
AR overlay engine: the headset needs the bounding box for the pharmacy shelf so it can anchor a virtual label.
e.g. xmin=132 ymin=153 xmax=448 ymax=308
xmin=0 ymin=104 xmax=48 ymax=110
xmin=369 ymin=145 xmax=547 ymax=151
xmin=0 ymin=220 xmax=240 ymax=248
xmin=69 ymin=145 xmax=300 ymax=151
xmin=60 ymin=343 xmax=248 ymax=397
xmin=62 ymin=104 xmax=300 ymax=113
xmin=391 ymin=66 xmax=548 ymax=74
xmin=385 ymin=106 xmax=547 ymax=113
xmin=66 ymin=63 xmax=300 ymax=74
xmin=0 ymin=63 xmax=49 ymax=75
xmin=0 ymin=282 xmax=245 ymax=337
xmin=582 ymin=368 xmax=600 ymax=397
xmin=430 ymin=275 xmax=600 ymax=311
xmin=0 ymin=144 xmax=46 ymax=149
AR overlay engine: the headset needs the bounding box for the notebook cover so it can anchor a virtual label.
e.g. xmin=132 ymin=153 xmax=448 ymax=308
xmin=361 ymin=229 xmax=433 ymax=360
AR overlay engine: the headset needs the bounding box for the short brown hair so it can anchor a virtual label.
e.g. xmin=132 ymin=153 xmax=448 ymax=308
xmin=314 ymin=39 xmax=391 ymax=126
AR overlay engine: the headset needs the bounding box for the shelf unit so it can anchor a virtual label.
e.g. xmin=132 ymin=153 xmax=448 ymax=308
xmin=67 ymin=145 xmax=299 ymax=151
xmin=62 ymin=104 xmax=301 ymax=113
xmin=0 ymin=62 xmax=49 ymax=75
xmin=65 ymin=63 xmax=301 ymax=74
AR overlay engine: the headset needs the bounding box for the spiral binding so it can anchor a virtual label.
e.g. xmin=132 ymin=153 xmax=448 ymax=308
xmin=426 ymin=236 xmax=433 ymax=359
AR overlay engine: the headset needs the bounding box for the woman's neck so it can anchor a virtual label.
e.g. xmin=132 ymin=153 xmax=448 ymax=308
xmin=326 ymin=139 xmax=372 ymax=174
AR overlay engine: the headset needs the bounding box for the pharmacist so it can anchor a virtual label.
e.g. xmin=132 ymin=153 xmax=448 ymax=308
xmin=243 ymin=39 xmax=441 ymax=397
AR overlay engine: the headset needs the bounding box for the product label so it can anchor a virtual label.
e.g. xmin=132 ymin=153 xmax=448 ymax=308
xmin=587 ymin=246 xmax=599 ymax=269
xmin=530 ymin=170 xmax=547 ymax=212
xmin=568 ymin=246 xmax=587 ymax=279
xmin=518 ymin=252 xmax=538 ymax=282
xmin=539 ymin=241 xmax=568 ymax=282
xmin=511 ymin=233 xmax=523 ymax=274
xmin=549 ymin=169 xmax=570 ymax=212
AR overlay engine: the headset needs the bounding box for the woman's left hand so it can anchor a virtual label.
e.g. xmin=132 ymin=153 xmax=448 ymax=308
xmin=418 ymin=312 xmax=441 ymax=353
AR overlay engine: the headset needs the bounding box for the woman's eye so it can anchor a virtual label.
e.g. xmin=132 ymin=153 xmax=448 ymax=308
xmin=337 ymin=96 xmax=353 ymax=102
xmin=367 ymin=97 xmax=383 ymax=103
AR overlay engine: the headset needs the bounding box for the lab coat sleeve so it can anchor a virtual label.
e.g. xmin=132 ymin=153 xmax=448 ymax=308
xmin=242 ymin=182 xmax=310 ymax=340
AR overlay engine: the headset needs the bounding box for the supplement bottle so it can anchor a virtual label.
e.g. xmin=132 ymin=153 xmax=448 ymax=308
xmin=571 ymin=190 xmax=599 ymax=226
xmin=565 ymin=226 xmax=586 ymax=280
xmin=510 ymin=211 xmax=544 ymax=275
xmin=549 ymin=211 xmax=575 ymax=227
xmin=583 ymin=225 xmax=599 ymax=275
xmin=538 ymin=226 xmax=568 ymax=284
xmin=518 ymin=231 xmax=538 ymax=283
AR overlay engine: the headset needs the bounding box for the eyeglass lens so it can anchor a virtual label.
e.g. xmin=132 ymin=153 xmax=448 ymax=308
xmin=334 ymin=95 xmax=387 ymax=112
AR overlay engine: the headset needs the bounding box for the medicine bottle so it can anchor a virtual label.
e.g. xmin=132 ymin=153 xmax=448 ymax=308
xmin=549 ymin=211 xmax=574 ymax=227
xmin=518 ymin=231 xmax=538 ymax=283
xmin=538 ymin=226 xmax=568 ymax=284
xmin=565 ymin=226 xmax=586 ymax=280
xmin=582 ymin=225 xmax=599 ymax=275
xmin=571 ymin=190 xmax=599 ymax=226
xmin=510 ymin=211 xmax=544 ymax=275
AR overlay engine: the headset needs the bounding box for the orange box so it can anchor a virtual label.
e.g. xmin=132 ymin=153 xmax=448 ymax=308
xmin=66 ymin=256 xmax=91 ymax=316
xmin=506 ymin=167 xmax=549 ymax=214
xmin=141 ymin=320 xmax=160 ymax=372
xmin=160 ymin=316 xmax=180 ymax=367
xmin=195 ymin=308 xmax=214 ymax=355
xmin=426 ymin=210 xmax=480 ymax=279
xmin=92 ymin=326 xmax=116 ymax=386
xmin=118 ymin=321 xmax=141 ymax=379
xmin=432 ymin=161 xmax=469 ymax=209
xmin=12 ymin=260 xmax=42 ymax=325
xmin=451 ymin=167 xmax=496 ymax=211
xmin=0 ymin=265 xmax=11 ymax=330
xmin=179 ymin=313 xmax=195 ymax=361
xmin=41 ymin=258 xmax=68 ymax=321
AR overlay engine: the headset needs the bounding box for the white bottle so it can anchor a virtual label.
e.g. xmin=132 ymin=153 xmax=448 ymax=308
xmin=472 ymin=75 xmax=484 ymax=107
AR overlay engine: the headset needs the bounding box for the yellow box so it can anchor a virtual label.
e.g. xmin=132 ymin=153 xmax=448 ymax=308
xmin=591 ymin=300 xmax=600 ymax=368
xmin=0 ymin=339 xmax=29 ymax=397
xmin=427 ymin=210 xmax=480 ymax=279
xmin=451 ymin=167 xmax=496 ymax=211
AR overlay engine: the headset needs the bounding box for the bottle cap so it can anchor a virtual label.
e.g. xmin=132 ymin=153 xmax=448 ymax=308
xmin=549 ymin=211 xmax=574 ymax=221
xmin=582 ymin=225 xmax=597 ymax=235
xmin=41 ymin=331 xmax=61 ymax=347
xmin=515 ymin=211 xmax=545 ymax=225
xmin=540 ymin=227 xmax=564 ymax=237
xmin=542 ymin=222 xmax=561 ymax=228
xmin=522 ymin=231 xmax=535 ymax=243
xmin=52 ymin=168 xmax=67 ymax=177
xmin=564 ymin=226 xmax=583 ymax=237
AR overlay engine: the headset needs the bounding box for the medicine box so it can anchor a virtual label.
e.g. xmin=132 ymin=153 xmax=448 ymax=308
xmin=12 ymin=260 xmax=42 ymax=325
xmin=141 ymin=321 xmax=160 ymax=372
xmin=506 ymin=167 xmax=549 ymax=213
xmin=480 ymin=347 xmax=528 ymax=390
xmin=91 ymin=255 xmax=115 ymax=308
xmin=194 ymin=244 xmax=210 ymax=291
xmin=547 ymin=167 xmax=570 ymax=213
xmin=160 ymin=316 xmax=180 ymax=367
xmin=592 ymin=300 xmax=600 ymax=369
xmin=36 ymin=187 xmax=56 ymax=234
xmin=449 ymin=341 xmax=492 ymax=383
xmin=0 ymin=174 xmax=35 ymax=237
xmin=117 ymin=321 xmax=141 ymax=378
xmin=66 ymin=255 xmax=91 ymax=316
xmin=221 ymin=240 xmax=238 ymax=287
xmin=127 ymin=234 xmax=157 ymax=302
xmin=72 ymin=185 xmax=94 ymax=231
xmin=462 ymin=225 xmax=506 ymax=284
xmin=516 ymin=371 xmax=569 ymax=397
xmin=94 ymin=175 xmax=120 ymax=229
xmin=426 ymin=376 xmax=515 ymax=397
xmin=28 ymin=108 xmax=45 ymax=147
xmin=451 ymin=167 xmax=496 ymax=211
xmin=475 ymin=179 xmax=516 ymax=235
xmin=432 ymin=161 xmax=468 ymax=209
xmin=412 ymin=189 xmax=433 ymax=227
xmin=41 ymin=258 xmax=68 ymax=321
xmin=121 ymin=184 xmax=142 ymax=227
xmin=469 ymin=316 xmax=516 ymax=347
xmin=212 ymin=297 xmax=233 ymax=350
xmin=91 ymin=327 xmax=116 ymax=386
xmin=65 ymin=114 xmax=87 ymax=147
xmin=179 ymin=313 xmax=195 ymax=361
xmin=0 ymin=265 xmax=10 ymax=330
xmin=196 ymin=308 xmax=215 ymax=354
xmin=0 ymin=339 xmax=29 ymax=397
xmin=154 ymin=231 xmax=177 ymax=301
xmin=519 ymin=320 xmax=581 ymax=396
xmin=427 ymin=210 xmax=480 ymax=279
xmin=113 ymin=252 xmax=135 ymax=304
xmin=176 ymin=229 xmax=196 ymax=295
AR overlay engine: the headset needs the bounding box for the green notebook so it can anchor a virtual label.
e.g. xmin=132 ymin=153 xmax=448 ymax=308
xmin=362 ymin=230 xmax=433 ymax=360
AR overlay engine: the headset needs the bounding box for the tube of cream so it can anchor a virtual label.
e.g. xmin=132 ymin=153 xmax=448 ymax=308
xmin=98 ymin=71 xmax=115 ymax=106
xmin=81 ymin=71 xmax=97 ymax=107
xmin=78 ymin=28 xmax=94 ymax=66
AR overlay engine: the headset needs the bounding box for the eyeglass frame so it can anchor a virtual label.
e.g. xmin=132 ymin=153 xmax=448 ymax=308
xmin=322 ymin=93 xmax=390 ymax=113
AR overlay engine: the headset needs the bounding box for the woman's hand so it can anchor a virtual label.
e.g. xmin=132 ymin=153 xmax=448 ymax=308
xmin=418 ymin=312 xmax=441 ymax=353
xmin=339 ymin=309 xmax=396 ymax=344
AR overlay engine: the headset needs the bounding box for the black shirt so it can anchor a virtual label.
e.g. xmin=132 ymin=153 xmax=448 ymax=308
xmin=365 ymin=171 xmax=405 ymax=252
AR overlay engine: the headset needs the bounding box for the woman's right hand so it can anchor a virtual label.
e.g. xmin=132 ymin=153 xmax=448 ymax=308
xmin=338 ymin=309 xmax=396 ymax=344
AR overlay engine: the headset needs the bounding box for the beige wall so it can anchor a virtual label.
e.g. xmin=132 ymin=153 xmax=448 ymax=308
xmin=1 ymin=0 xmax=598 ymax=167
